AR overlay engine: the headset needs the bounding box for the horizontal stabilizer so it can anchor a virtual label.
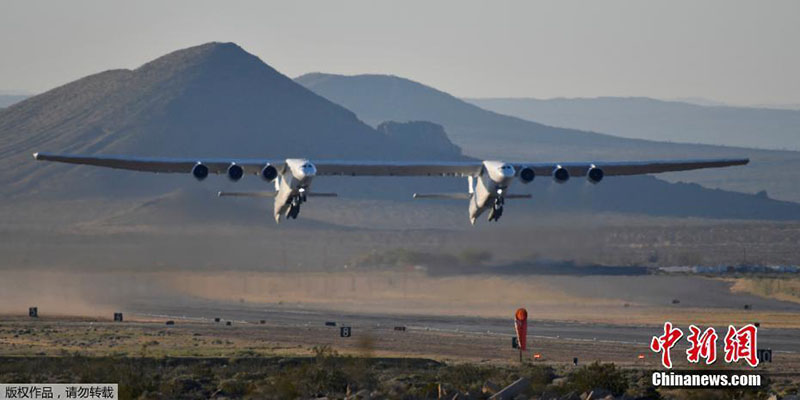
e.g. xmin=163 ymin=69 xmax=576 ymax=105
xmin=218 ymin=191 xmax=338 ymax=198
xmin=413 ymin=193 xmax=532 ymax=200
xmin=413 ymin=193 xmax=472 ymax=200
xmin=307 ymin=192 xmax=338 ymax=197
xmin=218 ymin=191 xmax=277 ymax=197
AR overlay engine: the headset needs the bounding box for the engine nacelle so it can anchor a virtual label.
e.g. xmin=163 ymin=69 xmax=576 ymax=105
xmin=518 ymin=167 xmax=535 ymax=184
xmin=261 ymin=164 xmax=278 ymax=181
xmin=192 ymin=163 xmax=209 ymax=181
xmin=552 ymin=165 xmax=569 ymax=184
xmin=227 ymin=163 xmax=244 ymax=181
xmin=587 ymin=166 xmax=604 ymax=184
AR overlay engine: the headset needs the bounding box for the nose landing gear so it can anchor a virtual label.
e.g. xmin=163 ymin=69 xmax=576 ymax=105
xmin=487 ymin=196 xmax=504 ymax=222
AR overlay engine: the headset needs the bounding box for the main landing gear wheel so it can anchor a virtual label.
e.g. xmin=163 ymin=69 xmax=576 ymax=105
xmin=288 ymin=204 xmax=300 ymax=219
xmin=488 ymin=198 xmax=504 ymax=222
xmin=286 ymin=195 xmax=303 ymax=219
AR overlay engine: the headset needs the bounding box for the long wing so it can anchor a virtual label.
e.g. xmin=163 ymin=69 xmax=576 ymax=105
xmin=33 ymin=153 xmax=484 ymax=177
xmin=33 ymin=153 xmax=283 ymax=175
xmin=516 ymin=158 xmax=749 ymax=177
xmin=312 ymin=159 xmax=749 ymax=177
xmin=33 ymin=152 xmax=748 ymax=178
xmin=313 ymin=161 xmax=483 ymax=177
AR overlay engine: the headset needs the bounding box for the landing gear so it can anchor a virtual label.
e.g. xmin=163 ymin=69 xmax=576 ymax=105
xmin=286 ymin=194 xmax=305 ymax=219
xmin=287 ymin=204 xmax=300 ymax=219
xmin=488 ymin=205 xmax=503 ymax=221
xmin=487 ymin=197 xmax=504 ymax=222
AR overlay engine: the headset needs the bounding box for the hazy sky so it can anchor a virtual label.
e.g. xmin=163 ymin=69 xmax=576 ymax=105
xmin=1 ymin=1 xmax=798 ymax=105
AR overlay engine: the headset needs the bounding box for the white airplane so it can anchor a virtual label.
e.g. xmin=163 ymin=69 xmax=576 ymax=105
xmin=32 ymin=152 xmax=748 ymax=224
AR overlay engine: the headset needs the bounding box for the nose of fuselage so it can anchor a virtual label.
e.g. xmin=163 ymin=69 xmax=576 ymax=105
xmin=494 ymin=163 xmax=515 ymax=185
xmin=293 ymin=162 xmax=317 ymax=181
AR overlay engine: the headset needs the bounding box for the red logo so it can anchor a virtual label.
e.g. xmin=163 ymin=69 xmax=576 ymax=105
xmin=723 ymin=324 xmax=759 ymax=367
xmin=686 ymin=325 xmax=718 ymax=365
xmin=651 ymin=322 xmax=759 ymax=368
xmin=650 ymin=322 xmax=684 ymax=369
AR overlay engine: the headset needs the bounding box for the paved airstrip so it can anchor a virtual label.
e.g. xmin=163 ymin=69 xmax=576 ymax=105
xmin=127 ymin=299 xmax=800 ymax=354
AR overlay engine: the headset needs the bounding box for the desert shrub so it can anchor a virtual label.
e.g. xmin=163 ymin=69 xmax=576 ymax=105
xmin=298 ymin=359 xmax=350 ymax=395
xmin=262 ymin=374 xmax=300 ymax=399
xmin=160 ymin=375 xmax=205 ymax=398
xmin=217 ymin=378 xmax=249 ymax=397
xmin=260 ymin=363 xmax=347 ymax=398
xmin=437 ymin=364 xmax=494 ymax=394
xmin=625 ymin=370 xmax=661 ymax=399
xmin=519 ymin=364 xmax=556 ymax=393
xmin=406 ymin=380 xmax=439 ymax=399
xmin=664 ymin=387 xmax=769 ymax=400
xmin=566 ymin=362 xmax=628 ymax=396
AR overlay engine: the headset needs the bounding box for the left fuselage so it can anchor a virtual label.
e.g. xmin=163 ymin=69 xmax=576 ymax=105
xmin=274 ymin=158 xmax=316 ymax=221
xmin=469 ymin=161 xmax=516 ymax=224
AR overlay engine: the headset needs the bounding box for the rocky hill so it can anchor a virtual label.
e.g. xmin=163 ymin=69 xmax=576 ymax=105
xmin=0 ymin=43 xmax=466 ymax=198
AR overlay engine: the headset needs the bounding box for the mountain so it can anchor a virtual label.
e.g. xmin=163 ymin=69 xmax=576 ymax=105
xmin=376 ymin=121 xmax=463 ymax=158
xmin=0 ymin=43 xmax=466 ymax=198
xmin=295 ymin=73 xmax=638 ymax=152
xmin=295 ymin=73 xmax=800 ymax=204
xmin=466 ymin=97 xmax=800 ymax=151
xmin=0 ymin=94 xmax=28 ymax=108
xmin=670 ymin=97 xmax=730 ymax=107
xmin=752 ymin=103 xmax=800 ymax=111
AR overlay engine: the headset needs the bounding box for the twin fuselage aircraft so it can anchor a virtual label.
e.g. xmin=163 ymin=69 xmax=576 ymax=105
xmin=33 ymin=153 xmax=748 ymax=224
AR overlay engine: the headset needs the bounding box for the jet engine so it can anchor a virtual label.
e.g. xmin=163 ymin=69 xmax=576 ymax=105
xmin=552 ymin=165 xmax=569 ymax=183
xmin=519 ymin=167 xmax=535 ymax=183
xmin=587 ymin=166 xmax=604 ymax=184
xmin=192 ymin=163 xmax=209 ymax=181
xmin=227 ymin=163 xmax=244 ymax=181
xmin=261 ymin=164 xmax=278 ymax=181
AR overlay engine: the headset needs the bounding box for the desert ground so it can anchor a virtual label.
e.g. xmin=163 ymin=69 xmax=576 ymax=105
xmin=1 ymin=305 xmax=798 ymax=399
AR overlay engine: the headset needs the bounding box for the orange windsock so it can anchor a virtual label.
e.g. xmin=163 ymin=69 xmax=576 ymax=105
xmin=514 ymin=307 xmax=528 ymax=351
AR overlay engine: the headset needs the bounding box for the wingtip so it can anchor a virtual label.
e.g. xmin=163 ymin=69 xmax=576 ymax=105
xmin=32 ymin=152 xmax=40 ymax=160
xmin=217 ymin=191 xmax=223 ymax=197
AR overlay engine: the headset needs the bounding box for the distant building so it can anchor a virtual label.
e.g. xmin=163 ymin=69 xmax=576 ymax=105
xmin=659 ymin=264 xmax=800 ymax=275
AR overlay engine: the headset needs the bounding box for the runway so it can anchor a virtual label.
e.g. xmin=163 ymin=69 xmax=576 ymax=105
xmin=126 ymin=298 xmax=800 ymax=354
